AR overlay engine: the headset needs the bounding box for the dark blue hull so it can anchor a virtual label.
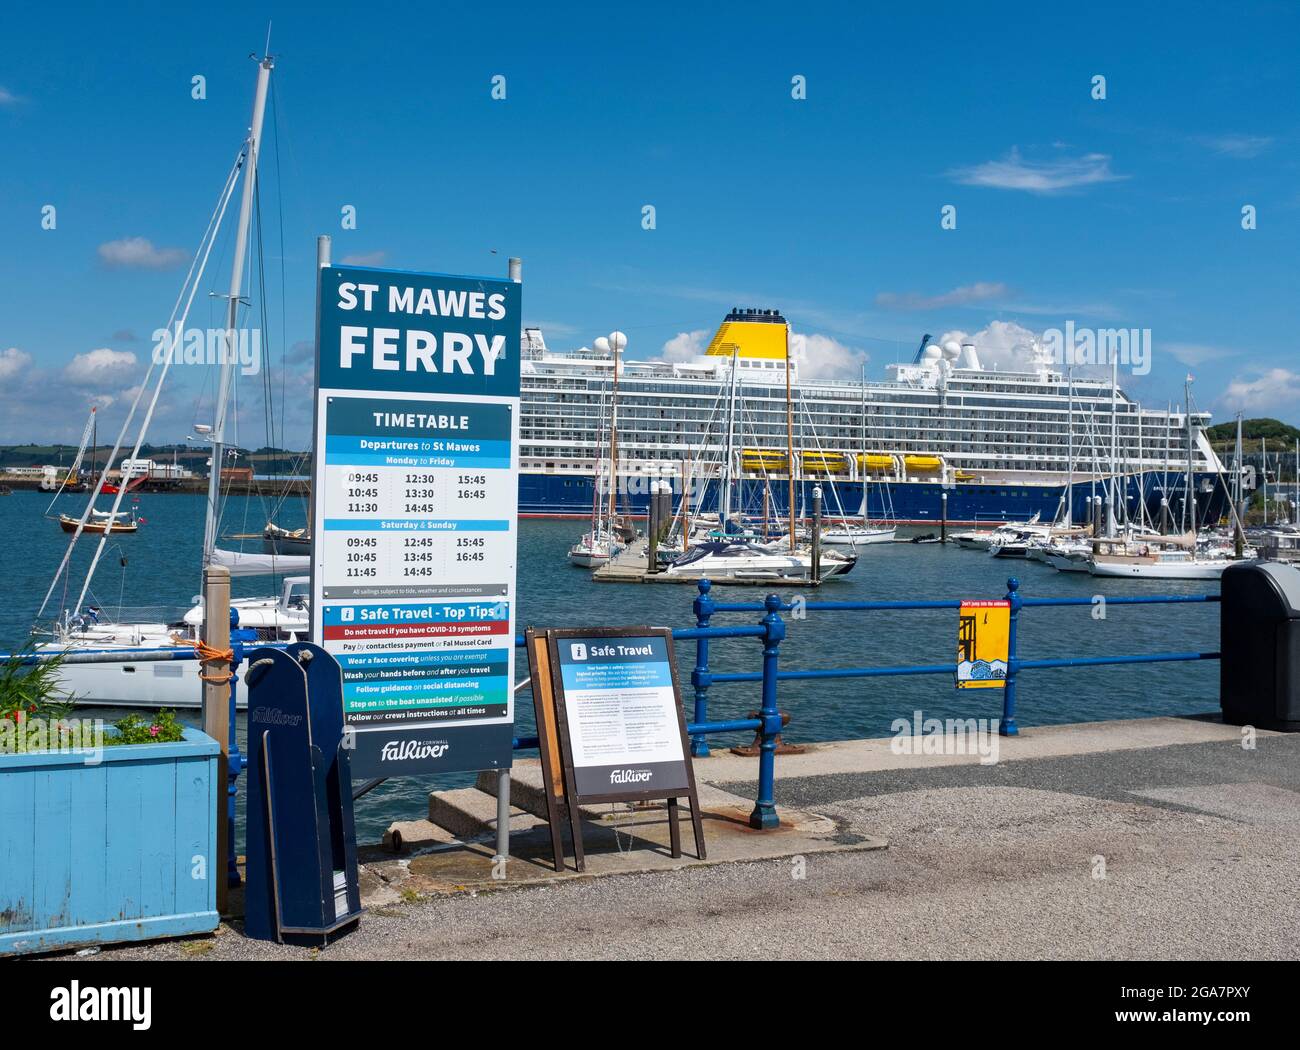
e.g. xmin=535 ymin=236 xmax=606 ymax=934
xmin=519 ymin=471 xmax=1231 ymax=527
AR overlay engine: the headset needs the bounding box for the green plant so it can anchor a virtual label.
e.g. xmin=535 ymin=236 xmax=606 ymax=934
xmin=111 ymin=709 xmax=185 ymax=745
xmin=0 ymin=641 xmax=75 ymax=725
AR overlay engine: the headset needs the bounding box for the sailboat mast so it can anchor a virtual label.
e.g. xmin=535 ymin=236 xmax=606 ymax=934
xmin=785 ymin=321 xmax=795 ymax=549
xmin=1064 ymin=368 xmax=1074 ymax=527
xmin=1107 ymin=352 xmax=1118 ymax=536
xmin=606 ymin=340 xmax=620 ymax=527
xmin=720 ymin=349 xmax=740 ymax=520
xmin=1184 ymin=376 xmax=1195 ymax=533
xmin=202 ymin=54 xmax=274 ymax=565
xmin=860 ymin=362 xmax=868 ymax=526
xmin=1263 ymin=437 xmax=1270 ymax=525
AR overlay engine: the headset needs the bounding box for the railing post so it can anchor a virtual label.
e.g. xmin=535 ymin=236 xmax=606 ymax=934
xmin=750 ymin=593 xmax=785 ymax=829
xmin=1001 ymin=576 xmax=1021 ymax=737
xmin=201 ymin=564 xmax=232 ymax=913
xmin=690 ymin=579 xmax=714 ymax=757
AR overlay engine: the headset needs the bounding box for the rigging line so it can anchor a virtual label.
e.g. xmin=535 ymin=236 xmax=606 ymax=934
xmin=251 ymin=171 xmax=276 ymax=535
xmin=43 ymin=408 xmax=96 ymax=516
xmin=270 ymin=76 xmax=289 ymax=466
xmin=70 ymin=149 xmax=246 ymax=618
xmin=38 ymin=151 xmax=244 ymax=622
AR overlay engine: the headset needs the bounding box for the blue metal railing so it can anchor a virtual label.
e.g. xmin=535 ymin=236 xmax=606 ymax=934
xmin=671 ymin=576 xmax=1221 ymax=827
xmin=9 ymin=577 xmax=1222 ymax=837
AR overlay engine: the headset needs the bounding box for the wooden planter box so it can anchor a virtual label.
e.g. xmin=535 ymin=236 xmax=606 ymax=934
xmin=0 ymin=725 xmax=220 ymax=956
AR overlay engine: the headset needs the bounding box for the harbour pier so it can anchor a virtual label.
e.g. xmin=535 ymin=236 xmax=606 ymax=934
xmin=9 ymin=561 xmax=1298 ymax=960
xmin=57 ymin=714 xmax=1300 ymax=961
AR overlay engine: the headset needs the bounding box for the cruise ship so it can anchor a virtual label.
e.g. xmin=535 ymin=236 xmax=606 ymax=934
xmin=518 ymin=309 xmax=1232 ymax=527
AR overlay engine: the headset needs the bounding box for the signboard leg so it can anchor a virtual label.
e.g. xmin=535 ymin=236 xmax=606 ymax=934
xmin=667 ymin=798 xmax=682 ymax=859
xmin=495 ymin=769 xmax=510 ymax=863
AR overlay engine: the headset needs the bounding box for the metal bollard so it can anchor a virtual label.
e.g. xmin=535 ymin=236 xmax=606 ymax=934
xmin=750 ymin=593 xmax=784 ymax=829
xmin=690 ymin=579 xmax=714 ymax=757
xmin=1001 ymin=577 xmax=1021 ymax=737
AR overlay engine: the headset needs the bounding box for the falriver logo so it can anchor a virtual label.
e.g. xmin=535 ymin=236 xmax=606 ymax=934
xmin=251 ymin=707 xmax=303 ymax=726
xmin=609 ymin=768 xmax=652 ymax=784
xmin=380 ymin=738 xmax=450 ymax=762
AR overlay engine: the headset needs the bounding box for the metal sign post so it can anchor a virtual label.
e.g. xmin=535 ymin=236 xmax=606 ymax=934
xmin=310 ymin=264 xmax=521 ymax=784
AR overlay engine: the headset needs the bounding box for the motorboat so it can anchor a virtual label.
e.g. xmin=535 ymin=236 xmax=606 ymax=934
xmin=664 ymin=539 xmax=856 ymax=581
xmin=820 ymin=523 xmax=896 ymax=546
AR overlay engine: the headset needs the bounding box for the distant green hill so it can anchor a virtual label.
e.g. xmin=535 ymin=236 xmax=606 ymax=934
xmin=0 ymin=443 xmax=311 ymax=473
xmin=1206 ymin=417 xmax=1300 ymax=450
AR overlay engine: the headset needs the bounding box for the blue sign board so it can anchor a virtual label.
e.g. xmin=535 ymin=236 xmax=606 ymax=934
xmin=311 ymin=265 xmax=521 ymax=779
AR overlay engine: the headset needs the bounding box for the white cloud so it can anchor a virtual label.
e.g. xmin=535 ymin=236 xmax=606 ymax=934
xmin=950 ymin=147 xmax=1124 ymax=194
xmin=0 ymin=86 xmax=19 ymax=107
xmin=1165 ymin=342 xmax=1239 ymax=367
xmin=340 ymin=250 xmax=388 ymax=266
xmin=659 ymin=329 xmax=710 ymax=363
xmin=1196 ymin=134 xmax=1272 ymax=159
xmin=939 ymin=320 xmax=1041 ymax=370
xmin=1221 ymin=368 xmax=1300 ymax=413
xmin=876 ymin=282 xmax=1008 ymax=311
xmin=97 ymin=237 xmax=187 ymax=270
xmin=63 ymin=347 xmax=138 ymax=386
xmin=0 ymin=347 xmax=32 ymax=381
xmin=790 ymin=333 xmax=866 ymax=379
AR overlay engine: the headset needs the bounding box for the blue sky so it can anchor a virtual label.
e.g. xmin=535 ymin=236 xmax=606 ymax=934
xmin=1 ymin=0 xmax=1297 ymax=447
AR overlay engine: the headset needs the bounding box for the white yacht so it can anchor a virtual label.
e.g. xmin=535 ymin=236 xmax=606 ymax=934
xmin=664 ymin=539 xmax=856 ymax=582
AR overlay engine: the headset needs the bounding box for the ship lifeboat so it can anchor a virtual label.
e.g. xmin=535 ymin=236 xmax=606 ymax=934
xmin=904 ymin=455 xmax=944 ymax=472
xmin=855 ymin=453 xmax=896 ymax=473
xmin=741 ymin=448 xmax=788 ymax=471
xmin=800 ymin=451 xmax=849 ymax=475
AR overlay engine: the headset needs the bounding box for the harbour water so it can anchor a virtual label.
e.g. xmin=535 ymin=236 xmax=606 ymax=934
xmin=1 ymin=489 xmax=1219 ymax=842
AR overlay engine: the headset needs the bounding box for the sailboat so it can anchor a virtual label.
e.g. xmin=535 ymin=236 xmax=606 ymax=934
xmin=568 ymin=351 xmax=625 ymax=567
xmin=33 ymin=53 xmax=310 ymax=709
xmin=59 ymin=507 xmax=139 ymax=534
xmin=1085 ymin=378 xmax=1256 ymax=580
xmin=663 ymin=336 xmax=855 ymax=581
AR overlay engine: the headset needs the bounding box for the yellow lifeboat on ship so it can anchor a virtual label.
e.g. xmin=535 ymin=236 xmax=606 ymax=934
xmin=904 ymin=455 xmax=943 ymax=473
xmin=855 ymin=453 xmax=897 ymax=473
xmin=741 ymin=448 xmax=788 ymax=471
xmin=800 ymin=451 xmax=849 ymax=475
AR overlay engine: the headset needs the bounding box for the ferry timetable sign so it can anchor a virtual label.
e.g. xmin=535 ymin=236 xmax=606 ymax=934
xmin=955 ymin=599 xmax=1010 ymax=689
xmin=310 ymin=265 xmax=521 ymax=779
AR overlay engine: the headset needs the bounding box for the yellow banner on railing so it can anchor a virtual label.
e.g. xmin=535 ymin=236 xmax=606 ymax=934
xmin=956 ymin=600 xmax=1010 ymax=689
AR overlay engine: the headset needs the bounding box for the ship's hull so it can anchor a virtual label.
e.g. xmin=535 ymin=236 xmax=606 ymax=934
xmin=518 ymin=471 xmax=1232 ymax=527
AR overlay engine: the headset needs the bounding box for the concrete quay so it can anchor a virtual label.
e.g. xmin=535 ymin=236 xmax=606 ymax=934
xmin=59 ymin=714 xmax=1300 ymax=961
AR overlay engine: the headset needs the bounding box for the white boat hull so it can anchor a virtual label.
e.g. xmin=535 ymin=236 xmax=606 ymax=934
xmin=50 ymin=650 xmax=248 ymax=709
xmin=568 ymin=550 xmax=610 ymax=568
xmin=1086 ymin=559 xmax=1235 ymax=580
xmin=1044 ymin=552 xmax=1091 ymax=573
xmin=820 ymin=527 xmax=896 ymax=546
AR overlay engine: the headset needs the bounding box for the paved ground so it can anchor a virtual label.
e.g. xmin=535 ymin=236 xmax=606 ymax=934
xmin=67 ymin=727 xmax=1300 ymax=961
